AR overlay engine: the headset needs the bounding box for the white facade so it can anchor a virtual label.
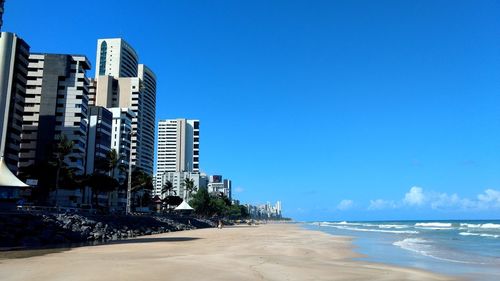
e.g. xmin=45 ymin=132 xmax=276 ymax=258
xmin=95 ymin=38 xmax=139 ymax=78
xmin=161 ymin=171 xmax=201 ymax=200
xmin=155 ymin=119 xmax=199 ymax=195
xmin=109 ymin=107 xmax=135 ymax=184
xmin=137 ymin=64 xmax=156 ymax=176
xmin=0 ymin=32 xmax=29 ymax=174
xmin=91 ymin=38 xmax=156 ymax=176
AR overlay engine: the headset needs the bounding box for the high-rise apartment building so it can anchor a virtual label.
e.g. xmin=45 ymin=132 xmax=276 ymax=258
xmin=155 ymin=119 xmax=199 ymax=195
xmin=95 ymin=38 xmax=138 ymax=78
xmin=137 ymin=64 xmax=156 ymax=177
xmin=109 ymin=107 xmax=135 ymax=184
xmin=20 ymin=54 xmax=90 ymax=177
xmin=85 ymin=106 xmax=112 ymax=175
xmin=90 ymin=38 xmax=156 ymax=176
xmin=0 ymin=32 xmax=29 ymax=174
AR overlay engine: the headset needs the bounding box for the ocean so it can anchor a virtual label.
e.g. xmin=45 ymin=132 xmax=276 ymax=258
xmin=305 ymin=220 xmax=500 ymax=281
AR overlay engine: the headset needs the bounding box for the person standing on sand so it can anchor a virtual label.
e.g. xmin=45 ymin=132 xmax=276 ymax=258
xmin=218 ymin=220 xmax=223 ymax=229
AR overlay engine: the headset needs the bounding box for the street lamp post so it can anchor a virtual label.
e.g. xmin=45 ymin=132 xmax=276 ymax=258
xmin=126 ymin=131 xmax=135 ymax=215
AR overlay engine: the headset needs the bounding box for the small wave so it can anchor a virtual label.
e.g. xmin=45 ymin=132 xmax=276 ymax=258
xmin=415 ymin=227 xmax=453 ymax=231
xmin=459 ymin=232 xmax=499 ymax=238
xmin=460 ymin=223 xmax=482 ymax=228
xmin=414 ymin=222 xmax=452 ymax=228
xmin=480 ymin=223 xmax=500 ymax=229
xmin=393 ymin=238 xmax=481 ymax=264
xmin=378 ymin=224 xmax=408 ymax=229
xmin=459 ymin=223 xmax=500 ymax=229
xmin=322 ymin=224 xmax=418 ymax=234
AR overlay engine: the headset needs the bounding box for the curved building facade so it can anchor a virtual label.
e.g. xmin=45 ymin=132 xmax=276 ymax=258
xmin=137 ymin=64 xmax=156 ymax=175
xmin=95 ymin=38 xmax=139 ymax=78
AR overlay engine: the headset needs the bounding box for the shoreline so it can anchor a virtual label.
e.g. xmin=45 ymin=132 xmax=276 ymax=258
xmin=0 ymin=223 xmax=459 ymax=281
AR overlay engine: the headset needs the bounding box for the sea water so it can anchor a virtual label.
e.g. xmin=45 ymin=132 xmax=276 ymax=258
xmin=305 ymin=220 xmax=500 ymax=281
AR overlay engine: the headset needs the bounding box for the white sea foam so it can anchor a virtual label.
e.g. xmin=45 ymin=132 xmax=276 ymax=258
xmin=414 ymin=222 xmax=452 ymax=228
xmin=378 ymin=224 xmax=408 ymax=229
xmin=460 ymin=223 xmax=482 ymax=228
xmin=322 ymin=224 xmax=419 ymax=234
xmin=480 ymin=223 xmax=500 ymax=229
xmin=459 ymin=223 xmax=500 ymax=229
xmin=459 ymin=232 xmax=499 ymax=238
xmin=393 ymin=238 xmax=480 ymax=264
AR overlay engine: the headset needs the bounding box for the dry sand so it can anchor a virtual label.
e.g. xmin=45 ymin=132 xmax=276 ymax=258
xmin=0 ymin=223 xmax=458 ymax=281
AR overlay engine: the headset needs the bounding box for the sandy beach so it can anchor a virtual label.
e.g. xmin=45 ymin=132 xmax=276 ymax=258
xmin=0 ymin=223 xmax=457 ymax=281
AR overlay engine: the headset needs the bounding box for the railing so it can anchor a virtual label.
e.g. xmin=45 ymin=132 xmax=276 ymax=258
xmin=16 ymin=205 xmax=97 ymax=214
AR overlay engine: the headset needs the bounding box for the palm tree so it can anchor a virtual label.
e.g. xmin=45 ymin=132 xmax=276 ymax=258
xmin=182 ymin=178 xmax=197 ymax=200
xmin=50 ymin=134 xmax=74 ymax=204
xmin=107 ymin=149 xmax=119 ymax=179
xmin=161 ymin=180 xmax=173 ymax=197
xmin=130 ymin=169 xmax=154 ymax=210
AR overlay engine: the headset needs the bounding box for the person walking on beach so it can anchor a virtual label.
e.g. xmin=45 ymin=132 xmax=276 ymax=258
xmin=218 ymin=220 xmax=223 ymax=229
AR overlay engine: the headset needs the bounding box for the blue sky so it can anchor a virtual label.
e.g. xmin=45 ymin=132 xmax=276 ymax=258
xmin=5 ymin=0 xmax=500 ymax=221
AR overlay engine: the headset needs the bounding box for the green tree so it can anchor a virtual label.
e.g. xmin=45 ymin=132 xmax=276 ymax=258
xmin=161 ymin=180 xmax=174 ymax=197
xmin=50 ymin=134 xmax=75 ymax=204
xmin=130 ymin=168 xmax=154 ymax=210
xmin=181 ymin=178 xmax=197 ymax=200
xmin=85 ymin=173 xmax=119 ymax=210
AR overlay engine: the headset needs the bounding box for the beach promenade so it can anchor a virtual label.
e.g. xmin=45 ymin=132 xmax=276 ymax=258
xmin=0 ymin=224 xmax=456 ymax=281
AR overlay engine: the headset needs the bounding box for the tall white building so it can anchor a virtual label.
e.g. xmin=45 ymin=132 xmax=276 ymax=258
xmin=0 ymin=32 xmax=29 ymax=174
xmin=155 ymin=119 xmax=199 ymax=196
xmin=90 ymin=38 xmax=156 ymax=176
xmin=95 ymin=38 xmax=139 ymax=78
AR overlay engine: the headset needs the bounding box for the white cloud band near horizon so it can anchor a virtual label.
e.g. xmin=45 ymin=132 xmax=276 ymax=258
xmin=338 ymin=186 xmax=500 ymax=212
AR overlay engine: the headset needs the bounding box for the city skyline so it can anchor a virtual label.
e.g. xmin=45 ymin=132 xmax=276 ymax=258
xmin=3 ymin=1 xmax=500 ymax=220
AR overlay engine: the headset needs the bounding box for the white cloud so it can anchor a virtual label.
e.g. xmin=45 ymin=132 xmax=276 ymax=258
xmin=403 ymin=186 xmax=425 ymax=206
xmin=368 ymin=199 xmax=397 ymax=210
xmin=234 ymin=187 xmax=244 ymax=193
xmin=477 ymin=189 xmax=500 ymax=208
xmin=367 ymin=186 xmax=500 ymax=211
xmin=337 ymin=199 xmax=354 ymax=211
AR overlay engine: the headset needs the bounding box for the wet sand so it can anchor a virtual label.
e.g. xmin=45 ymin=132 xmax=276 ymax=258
xmin=0 ymin=224 xmax=458 ymax=281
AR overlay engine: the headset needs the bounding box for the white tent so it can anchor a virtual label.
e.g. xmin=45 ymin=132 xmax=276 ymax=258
xmin=0 ymin=156 xmax=29 ymax=187
xmin=174 ymin=200 xmax=194 ymax=211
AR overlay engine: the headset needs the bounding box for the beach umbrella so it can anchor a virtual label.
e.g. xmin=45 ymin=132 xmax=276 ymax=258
xmin=0 ymin=156 xmax=29 ymax=187
xmin=174 ymin=200 xmax=194 ymax=211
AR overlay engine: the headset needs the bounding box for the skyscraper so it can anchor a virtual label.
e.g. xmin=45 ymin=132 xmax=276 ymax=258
xmin=19 ymin=54 xmax=90 ymax=177
xmin=95 ymin=38 xmax=138 ymax=78
xmin=90 ymin=38 xmax=156 ymax=176
xmin=85 ymin=106 xmax=112 ymax=175
xmin=155 ymin=119 xmax=199 ymax=195
xmin=0 ymin=32 xmax=29 ymax=174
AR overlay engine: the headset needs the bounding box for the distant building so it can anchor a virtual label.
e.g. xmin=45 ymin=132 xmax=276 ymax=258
xmin=161 ymin=171 xmax=203 ymax=201
xmin=19 ymin=53 xmax=90 ymax=177
xmin=206 ymin=175 xmax=231 ymax=199
xmin=0 ymin=32 xmax=29 ymax=174
xmin=245 ymin=201 xmax=282 ymax=219
xmin=155 ymin=119 xmax=199 ymax=196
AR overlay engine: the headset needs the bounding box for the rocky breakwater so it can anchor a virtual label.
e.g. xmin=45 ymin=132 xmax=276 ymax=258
xmin=0 ymin=212 xmax=215 ymax=249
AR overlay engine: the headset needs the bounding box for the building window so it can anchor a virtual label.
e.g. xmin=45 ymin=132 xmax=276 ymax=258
xmin=99 ymin=41 xmax=107 ymax=76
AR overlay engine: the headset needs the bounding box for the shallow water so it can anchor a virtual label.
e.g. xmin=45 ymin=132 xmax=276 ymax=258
xmin=305 ymin=220 xmax=500 ymax=281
